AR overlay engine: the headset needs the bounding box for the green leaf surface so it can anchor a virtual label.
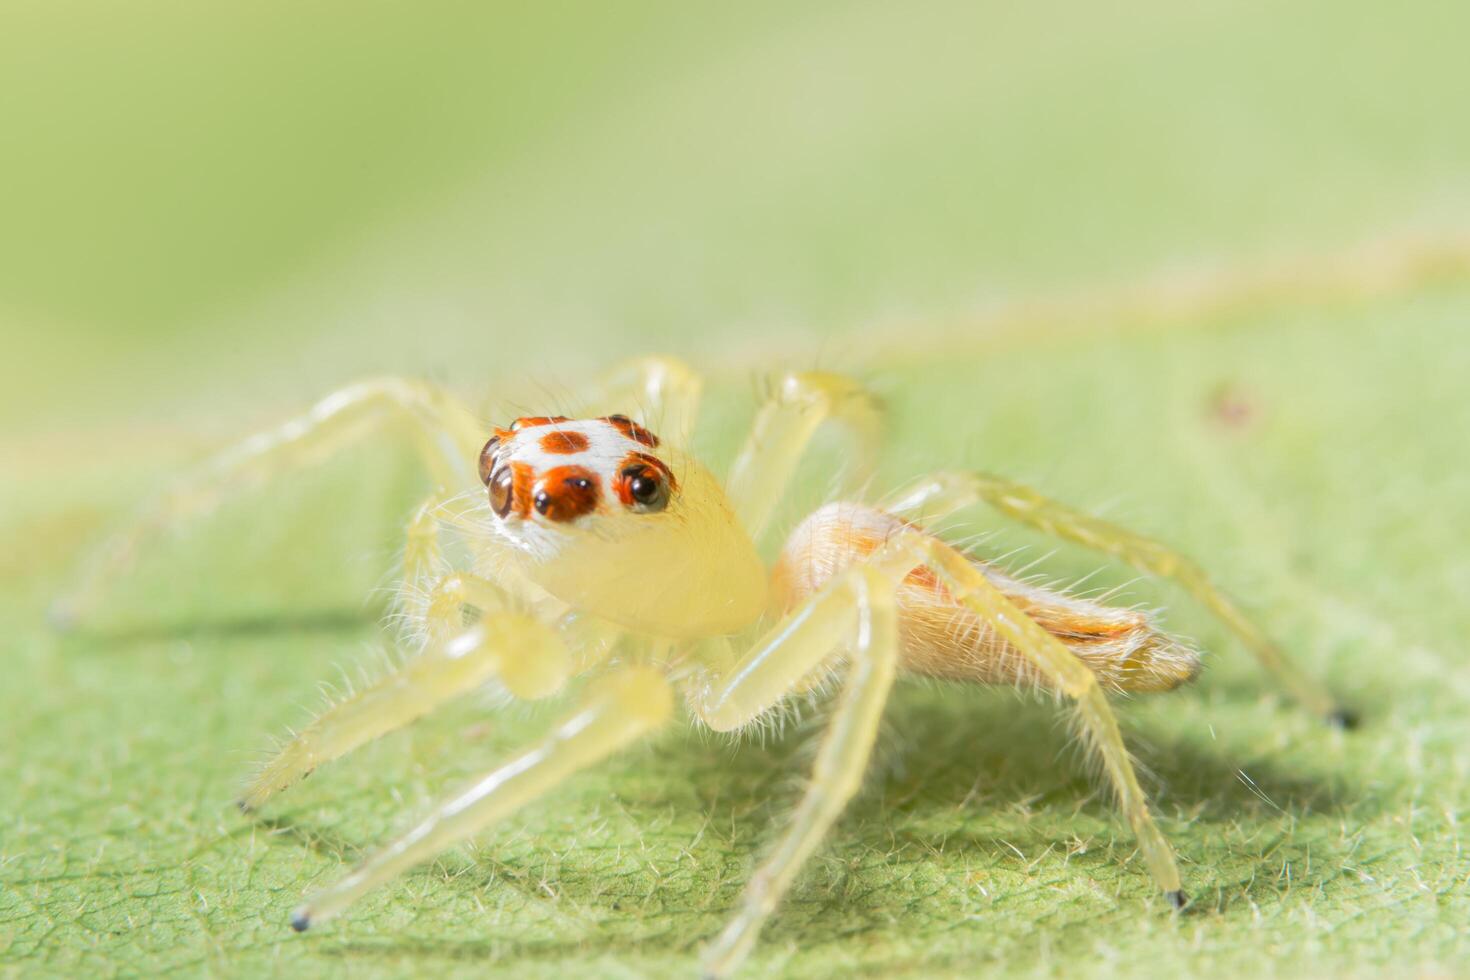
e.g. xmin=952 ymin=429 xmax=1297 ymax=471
xmin=7 ymin=291 xmax=1468 ymax=977
xmin=2 ymin=2 xmax=1468 ymax=978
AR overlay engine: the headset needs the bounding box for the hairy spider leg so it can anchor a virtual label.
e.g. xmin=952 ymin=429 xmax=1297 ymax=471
xmin=51 ymin=377 xmax=483 ymax=629
xmin=693 ymin=562 xmax=904 ymax=978
xmin=725 ymin=371 xmax=883 ymax=541
xmin=398 ymin=495 xmax=527 ymax=644
xmin=399 ymin=493 xmax=467 ymax=643
xmin=690 ymin=516 xmax=1186 ymax=977
xmin=289 ymin=665 xmax=673 ymax=932
xmin=890 ymin=471 xmax=1352 ymax=725
xmin=51 ymin=356 xmax=702 ymax=632
xmin=885 ymin=529 xmax=1185 ymax=905
xmin=573 ymin=354 xmax=705 ymax=449
xmin=238 ymin=612 xmax=570 ymax=812
xmin=402 ymin=492 xmax=447 ymax=596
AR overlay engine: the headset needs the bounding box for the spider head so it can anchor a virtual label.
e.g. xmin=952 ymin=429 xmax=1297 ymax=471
xmin=476 ymin=415 xmax=767 ymax=637
xmin=478 ymin=414 xmax=673 ymax=526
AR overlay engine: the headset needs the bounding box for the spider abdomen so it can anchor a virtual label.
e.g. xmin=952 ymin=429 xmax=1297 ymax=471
xmin=773 ymin=502 xmax=1202 ymax=693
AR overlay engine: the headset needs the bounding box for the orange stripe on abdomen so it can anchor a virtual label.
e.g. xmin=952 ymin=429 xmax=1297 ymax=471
xmin=773 ymin=502 xmax=1201 ymax=694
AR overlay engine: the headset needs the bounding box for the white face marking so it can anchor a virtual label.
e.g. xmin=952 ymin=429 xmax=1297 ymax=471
xmin=506 ymin=418 xmax=649 ymax=480
xmin=479 ymin=417 xmax=672 ymax=562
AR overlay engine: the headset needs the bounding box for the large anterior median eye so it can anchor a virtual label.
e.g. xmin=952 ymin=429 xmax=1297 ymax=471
xmin=618 ymin=463 xmax=670 ymax=513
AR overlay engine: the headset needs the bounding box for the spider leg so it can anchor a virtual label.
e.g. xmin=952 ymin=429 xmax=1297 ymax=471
xmin=398 ymin=493 xmax=468 ymax=643
xmin=576 ymin=354 xmax=704 ymax=449
xmin=397 ymin=494 xmax=529 ymax=643
xmin=239 ymin=612 xmax=570 ymax=812
xmin=288 ymin=664 xmax=672 ymax=932
xmin=890 ymin=470 xmax=1352 ymax=726
xmin=52 ymin=377 xmax=483 ymax=629
xmin=725 ymin=371 xmax=883 ymax=541
xmin=886 ymin=528 xmax=1185 ymax=905
xmin=402 ymin=492 xmax=449 ymax=597
xmin=398 ymin=494 xmax=608 ymax=665
xmin=412 ymin=492 xmax=575 ymax=624
xmin=689 ymin=560 xmax=908 ymax=977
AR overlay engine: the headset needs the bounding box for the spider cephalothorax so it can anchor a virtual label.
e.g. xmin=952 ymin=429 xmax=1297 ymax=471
xmin=55 ymin=357 xmax=1353 ymax=978
xmin=477 ymin=413 xmax=767 ymax=638
xmin=478 ymin=414 xmax=672 ymax=523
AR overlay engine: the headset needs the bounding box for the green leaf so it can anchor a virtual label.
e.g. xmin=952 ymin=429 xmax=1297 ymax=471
xmin=3 ymin=2 xmax=1468 ymax=977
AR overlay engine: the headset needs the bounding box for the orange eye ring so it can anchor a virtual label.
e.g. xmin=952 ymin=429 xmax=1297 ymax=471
xmin=617 ymin=463 xmax=669 ymax=513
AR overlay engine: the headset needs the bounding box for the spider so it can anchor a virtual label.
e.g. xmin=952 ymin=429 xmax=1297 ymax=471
xmin=54 ymin=355 xmax=1354 ymax=977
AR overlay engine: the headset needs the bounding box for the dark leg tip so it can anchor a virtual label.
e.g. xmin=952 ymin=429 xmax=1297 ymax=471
xmin=1326 ymin=707 xmax=1360 ymax=731
xmin=290 ymin=910 xmax=311 ymax=932
xmin=1165 ymin=889 xmax=1188 ymax=911
xmin=235 ymin=799 xmax=253 ymax=814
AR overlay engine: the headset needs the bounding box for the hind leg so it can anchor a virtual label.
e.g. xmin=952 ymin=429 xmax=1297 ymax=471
xmin=761 ymin=509 xmax=1184 ymax=908
xmin=890 ymin=470 xmax=1352 ymax=725
xmin=877 ymin=528 xmax=1186 ymax=905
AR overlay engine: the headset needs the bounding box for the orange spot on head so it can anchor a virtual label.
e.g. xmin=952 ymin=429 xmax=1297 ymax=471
xmin=613 ymin=450 xmax=676 ymax=507
xmin=539 ymin=430 xmax=590 ymax=455
xmin=533 ymin=465 xmax=601 ymax=522
xmin=602 ymin=414 xmax=660 ymax=447
xmin=510 ymin=462 xmax=535 ymax=519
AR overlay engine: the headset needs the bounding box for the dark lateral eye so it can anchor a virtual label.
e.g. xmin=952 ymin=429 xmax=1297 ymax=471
xmin=478 ymin=437 xmax=500 ymax=486
xmin=622 ymin=466 xmax=669 ymax=513
xmin=488 ymin=466 xmax=514 ymax=517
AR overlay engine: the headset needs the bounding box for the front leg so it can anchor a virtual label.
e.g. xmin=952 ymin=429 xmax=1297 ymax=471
xmin=890 ymin=470 xmax=1353 ymax=725
xmin=289 ymin=665 xmax=672 ymax=932
xmin=239 ymin=608 xmax=570 ymax=812
xmin=689 ymin=558 xmax=910 ymax=977
xmin=53 ymin=377 xmax=483 ymax=629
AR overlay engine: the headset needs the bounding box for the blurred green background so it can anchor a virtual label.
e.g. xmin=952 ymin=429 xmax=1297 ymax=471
xmin=3 ymin=2 xmax=1468 ymax=977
